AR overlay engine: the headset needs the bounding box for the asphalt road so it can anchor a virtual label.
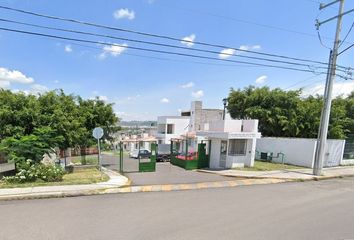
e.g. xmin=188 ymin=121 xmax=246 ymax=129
xmin=1 ymin=178 xmax=354 ymax=240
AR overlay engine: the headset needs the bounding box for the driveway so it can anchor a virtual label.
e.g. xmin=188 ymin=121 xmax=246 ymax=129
xmin=125 ymin=162 xmax=236 ymax=185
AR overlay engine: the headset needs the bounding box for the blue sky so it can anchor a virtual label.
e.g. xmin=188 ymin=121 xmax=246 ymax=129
xmin=0 ymin=0 xmax=353 ymax=121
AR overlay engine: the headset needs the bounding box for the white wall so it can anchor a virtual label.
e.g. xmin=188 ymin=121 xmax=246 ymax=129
xmin=207 ymin=119 xmax=259 ymax=133
xmin=256 ymin=138 xmax=345 ymax=168
xmin=210 ymin=139 xmax=221 ymax=169
xmin=242 ymin=120 xmax=258 ymax=132
xmin=325 ymin=139 xmax=346 ymax=167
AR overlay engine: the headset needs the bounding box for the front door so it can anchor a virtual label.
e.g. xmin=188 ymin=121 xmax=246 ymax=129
xmin=219 ymin=140 xmax=227 ymax=168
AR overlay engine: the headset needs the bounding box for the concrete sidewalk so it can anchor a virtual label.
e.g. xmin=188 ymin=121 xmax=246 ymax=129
xmin=198 ymin=166 xmax=354 ymax=180
xmin=0 ymin=168 xmax=129 ymax=201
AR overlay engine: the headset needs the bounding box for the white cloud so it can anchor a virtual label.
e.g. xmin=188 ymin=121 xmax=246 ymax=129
xmin=0 ymin=67 xmax=34 ymax=84
xmin=99 ymin=43 xmax=128 ymax=59
xmin=302 ymin=81 xmax=354 ymax=98
xmin=218 ymin=48 xmax=236 ymax=59
xmin=181 ymin=34 xmax=196 ymax=47
xmin=115 ymin=94 xmax=141 ymax=105
xmin=181 ymin=81 xmax=195 ymax=88
xmin=238 ymin=45 xmax=262 ymax=53
xmin=90 ymin=95 xmax=109 ymax=102
xmin=113 ymin=8 xmax=135 ymax=20
xmin=160 ymin=97 xmax=170 ymax=103
xmin=252 ymin=45 xmax=261 ymax=50
xmin=64 ymin=45 xmax=72 ymax=53
xmin=0 ymin=80 xmax=10 ymax=89
xmin=98 ymin=95 xmax=108 ymax=101
xmin=54 ymin=80 xmax=60 ymax=84
xmin=30 ymin=84 xmax=48 ymax=94
xmin=192 ymin=90 xmax=204 ymax=99
xmin=255 ymin=75 xmax=267 ymax=84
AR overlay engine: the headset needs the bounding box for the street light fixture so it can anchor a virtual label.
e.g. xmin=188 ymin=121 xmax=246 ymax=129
xmin=222 ymin=98 xmax=228 ymax=120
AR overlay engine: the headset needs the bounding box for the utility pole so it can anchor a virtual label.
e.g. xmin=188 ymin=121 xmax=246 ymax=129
xmin=313 ymin=0 xmax=346 ymax=176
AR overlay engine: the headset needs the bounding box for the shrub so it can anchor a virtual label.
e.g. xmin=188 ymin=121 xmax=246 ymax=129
xmin=2 ymin=159 xmax=65 ymax=183
xmin=37 ymin=164 xmax=65 ymax=182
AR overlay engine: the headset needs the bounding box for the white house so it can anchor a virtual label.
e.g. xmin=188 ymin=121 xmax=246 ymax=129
xmin=155 ymin=101 xmax=224 ymax=144
xmin=155 ymin=116 xmax=190 ymax=144
xmin=197 ymin=119 xmax=261 ymax=168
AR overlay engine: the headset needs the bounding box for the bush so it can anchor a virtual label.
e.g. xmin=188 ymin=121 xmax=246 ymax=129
xmin=37 ymin=164 xmax=65 ymax=182
xmin=2 ymin=159 xmax=65 ymax=183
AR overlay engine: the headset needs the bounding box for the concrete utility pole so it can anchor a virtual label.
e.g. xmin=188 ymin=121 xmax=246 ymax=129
xmin=313 ymin=0 xmax=345 ymax=176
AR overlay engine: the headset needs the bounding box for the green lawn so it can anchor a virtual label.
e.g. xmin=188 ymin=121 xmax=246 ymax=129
xmin=233 ymin=160 xmax=304 ymax=171
xmin=70 ymin=156 xmax=98 ymax=165
xmin=0 ymin=167 xmax=109 ymax=188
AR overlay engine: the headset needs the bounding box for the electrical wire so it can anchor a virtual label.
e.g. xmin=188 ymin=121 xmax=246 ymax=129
xmin=0 ymin=4 xmax=348 ymax=69
xmin=339 ymin=22 xmax=354 ymax=48
xmin=0 ymin=18 xmax=339 ymax=72
xmin=61 ymin=41 xmax=261 ymax=68
xmin=0 ymin=26 xmax=328 ymax=74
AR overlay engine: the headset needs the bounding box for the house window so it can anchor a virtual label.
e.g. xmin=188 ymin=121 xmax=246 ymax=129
xmin=228 ymin=139 xmax=247 ymax=156
xmin=167 ymin=124 xmax=174 ymax=134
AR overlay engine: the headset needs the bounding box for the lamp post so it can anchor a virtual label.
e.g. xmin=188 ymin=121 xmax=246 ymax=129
xmin=222 ymin=98 xmax=227 ymax=120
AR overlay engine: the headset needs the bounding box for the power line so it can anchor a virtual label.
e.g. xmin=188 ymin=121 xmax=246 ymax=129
xmin=0 ymin=26 xmax=328 ymax=75
xmin=61 ymin=41 xmax=262 ymax=68
xmin=157 ymin=2 xmax=336 ymax=40
xmin=338 ymin=42 xmax=354 ymax=55
xmin=283 ymin=74 xmax=322 ymax=90
xmin=0 ymin=18 xmax=340 ymax=72
xmin=339 ymin=22 xmax=354 ymax=48
xmin=0 ymin=4 xmax=348 ymax=69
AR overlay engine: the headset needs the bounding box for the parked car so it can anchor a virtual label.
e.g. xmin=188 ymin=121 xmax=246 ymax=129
xmin=129 ymin=149 xmax=151 ymax=159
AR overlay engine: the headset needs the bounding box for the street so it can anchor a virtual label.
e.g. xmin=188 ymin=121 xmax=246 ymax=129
xmin=1 ymin=178 xmax=354 ymax=240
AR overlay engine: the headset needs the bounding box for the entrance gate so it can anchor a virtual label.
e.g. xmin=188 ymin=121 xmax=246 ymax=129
xmin=118 ymin=141 xmax=157 ymax=173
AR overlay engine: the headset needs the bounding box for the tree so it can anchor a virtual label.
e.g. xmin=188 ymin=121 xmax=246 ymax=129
xmin=0 ymin=89 xmax=119 ymax=165
xmin=0 ymin=127 xmax=63 ymax=164
xmin=0 ymin=89 xmax=39 ymax=140
xmin=227 ymin=86 xmax=352 ymax=139
xmin=37 ymin=90 xmax=85 ymax=161
xmin=77 ymin=97 xmax=119 ymax=163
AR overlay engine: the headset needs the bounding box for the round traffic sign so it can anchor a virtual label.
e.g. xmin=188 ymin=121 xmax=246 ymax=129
xmin=92 ymin=127 xmax=104 ymax=139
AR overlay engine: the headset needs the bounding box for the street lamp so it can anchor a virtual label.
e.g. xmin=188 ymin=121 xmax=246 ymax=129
xmin=222 ymin=98 xmax=228 ymax=120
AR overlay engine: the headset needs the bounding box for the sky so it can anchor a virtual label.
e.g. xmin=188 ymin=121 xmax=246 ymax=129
xmin=0 ymin=0 xmax=353 ymax=121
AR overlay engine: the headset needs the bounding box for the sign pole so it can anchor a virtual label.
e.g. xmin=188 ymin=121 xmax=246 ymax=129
xmin=92 ymin=127 xmax=104 ymax=175
xmin=97 ymin=138 xmax=101 ymax=171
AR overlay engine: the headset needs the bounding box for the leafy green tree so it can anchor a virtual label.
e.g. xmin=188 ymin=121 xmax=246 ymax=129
xmin=77 ymin=97 xmax=119 ymax=163
xmin=0 ymin=90 xmax=39 ymax=140
xmin=0 ymin=127 xmax=63 ymax=164
xmin=227 ymin=86 xmax=352 ymax=139
xmin=37 ymin=90 xmax=84 ymax=159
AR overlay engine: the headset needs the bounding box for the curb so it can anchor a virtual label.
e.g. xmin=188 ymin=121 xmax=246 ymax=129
xmin=2 ymin=174 xmax=352 ymax=201
xmin=0 ymin=178 xmax=289 ymax=201
xmin=220 ymin=174 xmax=354 ymax=182
xmin=197 ymin=169 xmax=354 ymax=181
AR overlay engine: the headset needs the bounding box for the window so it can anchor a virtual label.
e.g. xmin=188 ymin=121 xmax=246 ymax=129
xmin=228 ymin=139 xmax=247 ymax=155
xmin=167 ymin=124 xmax=174 ymax=134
